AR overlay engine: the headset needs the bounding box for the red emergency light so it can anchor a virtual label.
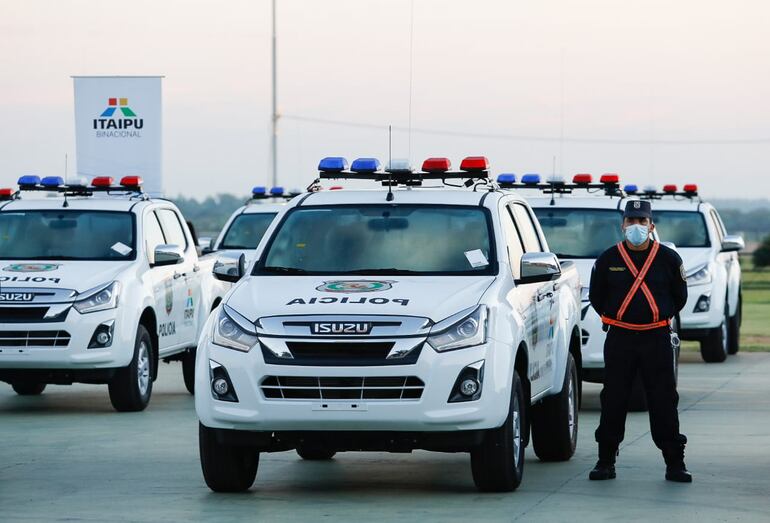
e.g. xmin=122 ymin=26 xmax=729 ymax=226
xmin=459 ymin=156 xmax=489 ymax=172
xmin=0 ymin=188 xmax=13 ymax=198
xmin=91 ymin=176 xmax=114 ymax=187
xmin=421 ymin=157 xmax=452 ymax=173
xmin=663 ymin=184 xmax=677 ymax=193
xmin=120 ymin=176 xmax=143 ymax=188
xmin=600 ymin=173 xmax=619 ymax=184
xmin=683 ymin=184 xmax=698 ymax=193
xmin=572 ymin=173 xmax=593 ymax=184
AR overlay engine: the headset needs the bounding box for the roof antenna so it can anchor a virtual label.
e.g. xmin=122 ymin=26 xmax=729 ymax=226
xmin=549 ymin=155 xmax=556 ymax=206
xmin=386 ymin=124 xmax=394 ymax=202
xmin=62 ymin=153 xmax=69 ymax=208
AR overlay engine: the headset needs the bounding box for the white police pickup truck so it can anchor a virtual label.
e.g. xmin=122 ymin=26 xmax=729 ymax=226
xmin=520 ymin=174 xmax=676 ymax=411
xmin=632 ymin=184 xmax=744 ymax=363
xmin=203 ymin=186 xmax=293 ymax=260
xmin=0 ymin=175 xmax=227 ymax=410
xmin=195 ymin=156 xmax=583 ymax=493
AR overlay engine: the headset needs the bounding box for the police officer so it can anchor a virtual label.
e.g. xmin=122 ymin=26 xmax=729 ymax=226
xmin=588 ymin=199 xmax=691 ymax=482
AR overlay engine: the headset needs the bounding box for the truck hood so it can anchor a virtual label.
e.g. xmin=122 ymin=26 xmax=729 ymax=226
xmin=676 ymin=248 xmax=713 ymax=273
xmin=227 ymin=276 xmax=497 ymax=323
xmin=0 ymin=260 xmax=131 ymax=293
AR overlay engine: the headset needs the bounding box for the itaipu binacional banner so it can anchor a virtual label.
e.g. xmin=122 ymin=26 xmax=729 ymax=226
xmin=73 ymin=76 xmax=163 ymax=194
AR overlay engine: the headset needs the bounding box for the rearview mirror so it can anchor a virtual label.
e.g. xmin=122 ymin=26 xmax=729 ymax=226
xmin=721 ymin=235 xmax=744 ymax=253
xmin=199 ymin=237 xmax=214 ymax=255
xmin=213 ymin=253 xmax=246 ymax=283
xmin=518 ymin=252 xmax=561 ymax=285
xmin=153 ymin=244 xmax=184 ymax=267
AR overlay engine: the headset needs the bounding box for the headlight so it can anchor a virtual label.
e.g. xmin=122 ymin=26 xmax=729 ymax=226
xmin=580 ymin=286 xmax=590 ymax=302
xmin=427 ymin=305 xmax=487 ymax=352
xmin=212 ymin=304 xmax=258 ymax=352
xmin=687 ymin=265 xmax=712 ymax=285
xmin=73 ymin=281 xmax=121 ymax=314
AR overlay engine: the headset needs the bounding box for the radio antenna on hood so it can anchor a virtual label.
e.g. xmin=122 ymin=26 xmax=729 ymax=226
xmin=386 ymin=125 xmax=394 ymax=202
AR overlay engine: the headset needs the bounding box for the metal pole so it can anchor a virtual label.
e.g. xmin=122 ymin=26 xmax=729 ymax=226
xmin=271 ymin=0 xmax=278 ymax=187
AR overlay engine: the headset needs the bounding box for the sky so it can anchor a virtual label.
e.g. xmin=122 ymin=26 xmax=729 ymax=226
xmin=0 ymin=0 xmax=769 ymax=199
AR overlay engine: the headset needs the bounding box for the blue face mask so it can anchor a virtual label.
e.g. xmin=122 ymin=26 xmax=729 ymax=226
xmin=624 ymin=224 xmax=649 ymax=246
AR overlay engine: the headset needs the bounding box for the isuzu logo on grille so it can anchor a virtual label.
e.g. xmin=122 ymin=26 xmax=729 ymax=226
xmin=310 ymin=322 xmax=373 ymax=335
xmin=0 ymin=292 xmax=35 ymax=302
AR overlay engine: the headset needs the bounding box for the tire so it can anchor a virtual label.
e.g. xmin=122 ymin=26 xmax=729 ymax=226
xmin=12 ymin=382 xmax=46 ymax=395
xmin=296 ymin=445 xmax=337 ymax=461
xmin=182 ymin=347 xmax=196 ymax=395
xmin=628 ymin=372 xmax=648 ymax=412
xmin=199 ymin=423 xmax=259 ymax=492
xmin=470 ymin=371 xmax=525 ymax=492
xmin=108 ymin=324 xmax=153 ymax=412
xmin=728 ymin=295 xmax=741 ymax=355
xmin=531 ymin=354 xmax=578 ymax=461
xmin=700 ymin=304 xmax=729 ymax=363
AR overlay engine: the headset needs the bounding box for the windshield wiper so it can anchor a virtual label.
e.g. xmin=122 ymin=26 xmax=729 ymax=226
xmin=261 ymin=266 xmax=308 ymax=274
xmin=345 ymin=268 xmax=422 ymax=275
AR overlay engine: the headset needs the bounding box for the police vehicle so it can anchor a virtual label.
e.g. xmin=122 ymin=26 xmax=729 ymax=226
xmin=631 ymin=184 xmax=743 ymax=363
xmin=205 ymin=186 xmax=294 ymax=260
xmin=0 ymin=176 xmax=228 ymax=410
xmin=514 ymin=174 xmax=674 ymax=410
xmin=195 ymin=156 xmax=583 ymax=493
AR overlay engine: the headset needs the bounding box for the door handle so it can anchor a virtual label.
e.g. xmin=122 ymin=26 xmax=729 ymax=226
xmin=173 ymin=271 xmax=185 ymax=279
xmin=193 ymin=264 xmax=200 ymax=272
xmin=537 ymin=292 xmax=553 ymax=302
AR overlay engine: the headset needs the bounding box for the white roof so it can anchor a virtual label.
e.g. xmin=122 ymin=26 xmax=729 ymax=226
xmin=0 ymin=194 xmax=160 ymax=213
xmin=286 ymin=187 xmax=523 ymax=209
xmin=525 ymin=190 xmax=627 ymax=210
xmin=239 ymin=201 xmax=291 ymax=215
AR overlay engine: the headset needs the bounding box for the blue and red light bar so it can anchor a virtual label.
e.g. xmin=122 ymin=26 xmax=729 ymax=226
xmin=318 ymin=156 xmax=490 ymax=183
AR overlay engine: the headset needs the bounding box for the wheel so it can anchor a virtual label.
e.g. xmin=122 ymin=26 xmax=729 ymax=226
xmin=199 ymin=423 xmax=259 ymax=492
xmin=108 ymin=324 xmax=153 ymax=412
xmin=531 ymin=354 xmax=578 ymax=461
xmin=182 ymin=347 xmax=196 ymax=395
xmin=628 ymin=371 xmax=648 ymax=412
xmin=470 ymin=371 xmax=525 ymax=492
xmin=700 ymin=304 xmax=729 ymax=363
xmin=728 ymin=294 xmax=741 ymax=355
xmin=12 ymin=382 xmax=46 ymax=395
xmin=296 ymin=445 xmax=336 ymax=460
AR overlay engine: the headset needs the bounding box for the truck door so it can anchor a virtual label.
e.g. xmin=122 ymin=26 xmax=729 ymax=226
xmin=144 ymin=210 xmax=179 ymax=354
xmin=156 ymin=208 xmax=200 ymax=349
xmin=510 ymin=203 xmax=555 ymax=394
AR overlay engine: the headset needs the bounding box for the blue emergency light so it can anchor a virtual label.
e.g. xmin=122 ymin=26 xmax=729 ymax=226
xmin=270 ymin=186 xmax=284 ymax=196
xmin=41 ymin=176 xmax=64 ymax=188
xmin=252 ymin=186 xmax=267 ymax=196
xmin=18 ymin=175 xmax=41 ymax=187
xmin=318 ymin=157 xmax=348 ymax=173
xmin=624 ymin=184 xmax=639 ymax=194
xmin=521 ymin=173 xmax=541 ymax=184
xmin=350 ymin=157 xmax=381 ymax=174
xmin=497 ymin=174 xmax=516 ymax=184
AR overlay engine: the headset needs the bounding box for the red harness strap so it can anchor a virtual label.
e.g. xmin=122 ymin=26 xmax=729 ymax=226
xmin=601 ymin=241 xmax=670 ymax=331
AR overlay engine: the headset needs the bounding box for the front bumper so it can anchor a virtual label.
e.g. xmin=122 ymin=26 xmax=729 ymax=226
xmin=0 ymin=308 xmax=133 ymax=370
xmin=679 ymin=283 xmax=725 ymax=336
xmin=579 ymin=303 xmax=607 ymax=372
xmin=195 ymin=331 xmax=512 ymax=433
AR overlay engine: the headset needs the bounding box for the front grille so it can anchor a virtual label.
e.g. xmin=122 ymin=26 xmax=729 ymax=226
xmin=260 ymin=375 xmax=425 ymax=400
xmin=262 ymin=341 xmax=423 ymax=366
xmin=0 ymin=330 xmax=71 ymax=348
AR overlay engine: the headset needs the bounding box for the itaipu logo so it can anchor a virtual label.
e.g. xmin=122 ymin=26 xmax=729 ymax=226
xmin=93 ymin=97 xmax=143 ymax=138
xmin=3 ymin=263 xmax=60 ymax=273
xmin=316 ymin=280 xmax=394 ymax=293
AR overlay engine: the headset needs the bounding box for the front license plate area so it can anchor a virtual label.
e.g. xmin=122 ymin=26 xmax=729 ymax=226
xmin=312 ymin=402 xmax=368 ymax=412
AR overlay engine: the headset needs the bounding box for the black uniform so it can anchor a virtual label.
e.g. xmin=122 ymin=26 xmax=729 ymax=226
xmin=589 ymin=240 xmax=688 ymax=450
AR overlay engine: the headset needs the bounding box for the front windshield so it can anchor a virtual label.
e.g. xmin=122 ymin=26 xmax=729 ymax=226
xmin=220 ymin=212 xmax=277 ymax=249
xmin=653 ymin=210 xmax=710 ymax=248
xmin=533 ymin=208 xmax=624 ymax=258
xmin=0 ymin=210 xmax=135 ymax=261
xmin=256 ymin=205 xmax=495 ymax=275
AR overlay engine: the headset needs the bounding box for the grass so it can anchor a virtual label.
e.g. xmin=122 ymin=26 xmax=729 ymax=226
xmin=682 ymin=256 xmax=770 ymax=352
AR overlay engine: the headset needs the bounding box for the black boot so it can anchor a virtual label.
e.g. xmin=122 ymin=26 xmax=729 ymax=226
xmin=663 ymin=443 xmax=692 ymax=483
xmin=589 ymin=443 xmax=617 ymax=480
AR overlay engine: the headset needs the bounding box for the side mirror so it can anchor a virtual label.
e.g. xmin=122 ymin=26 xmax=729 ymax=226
xmin=153 ymin=244 xmax=185 ymax=267
xmin=518 ymin=252 xmax=561 ymax=285
xmin=721 ymin=234 xmax=744 ymax=253
xmin=213 ymin=253 xmax=246 ymax=283
xmin=199 ymin=237 xmax=214 ymax=256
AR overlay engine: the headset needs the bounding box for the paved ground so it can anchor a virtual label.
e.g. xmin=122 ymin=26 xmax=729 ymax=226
xmin=2 ymin=352 xmax=770 ymax=522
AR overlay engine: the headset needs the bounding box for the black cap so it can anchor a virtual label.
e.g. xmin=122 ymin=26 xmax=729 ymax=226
xmin=623 ymin=199 xmax=652 ymax=219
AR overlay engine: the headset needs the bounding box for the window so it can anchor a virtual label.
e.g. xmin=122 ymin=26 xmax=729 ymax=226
xmin=156 ymin=209 xmax=188 ymax=250
xmin=510 ymin=203 xmax=542 ymax=252
xmin=533 ymin=208 xmax=624 ymax=258
xmin=710 ymin=210 xmax=725 ymax=243
xmin=256 ymin=205 xmax=495 ymax=275
xmin=501 ymin=207 xmax=525 ymax=278
xmin=144 ymin=212 xmax=166 ymax=261
xmin=653 ymin=210 xmax=710 ymax=248
xmin=220 ymin=212 xmax=278 ymax=249
xmin=0 ymin=210 xmax=135 ymax=261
